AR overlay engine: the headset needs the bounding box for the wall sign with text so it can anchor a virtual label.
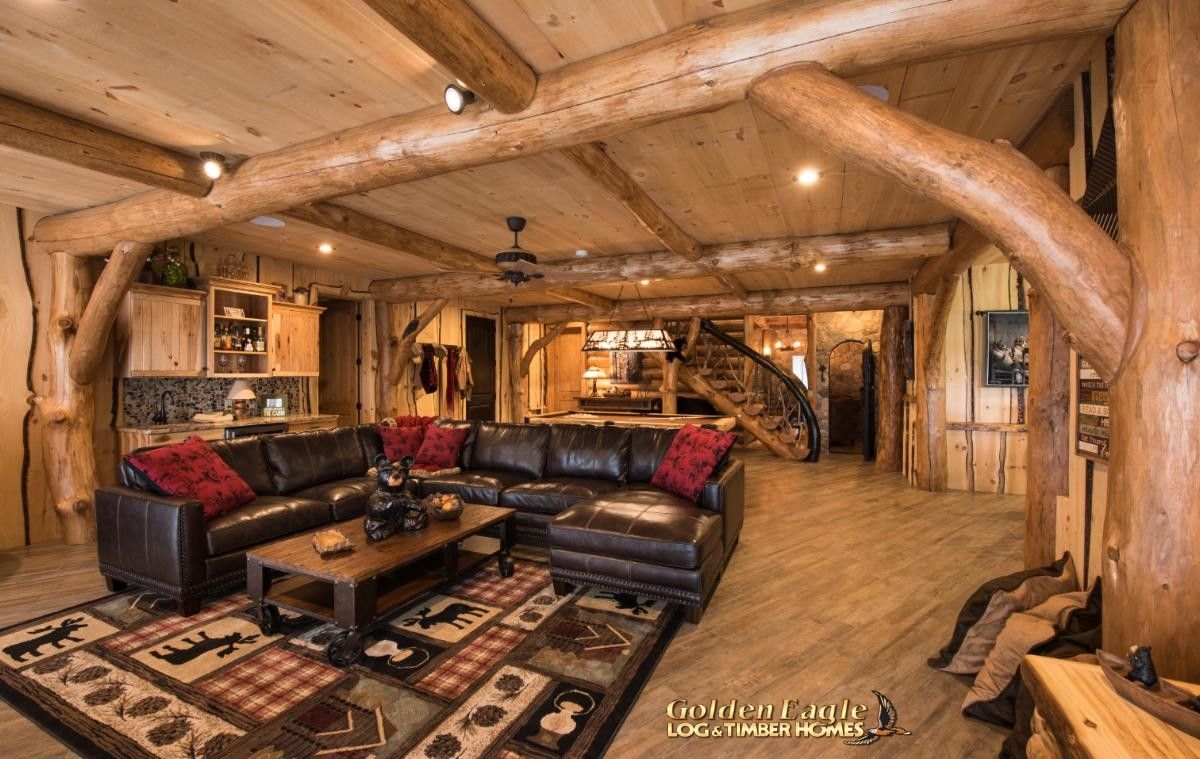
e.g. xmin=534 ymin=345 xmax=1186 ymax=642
xmin=1076 ymin=357 xmax=1110 ymax=461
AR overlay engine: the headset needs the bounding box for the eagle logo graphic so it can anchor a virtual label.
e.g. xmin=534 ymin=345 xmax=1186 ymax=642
xmin=844 ymin=690 xmax=912 ymax=746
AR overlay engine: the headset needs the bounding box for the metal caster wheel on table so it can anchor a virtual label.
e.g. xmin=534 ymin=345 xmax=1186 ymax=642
xmin=327 ymin=631 xmax=363 ymax=667
xmin=257 ymin=604 xmax=281 ymax=636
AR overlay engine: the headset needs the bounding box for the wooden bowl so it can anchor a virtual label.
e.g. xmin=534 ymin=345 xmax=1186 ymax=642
xmin=426 ymin=494 xmax=464 ymax=521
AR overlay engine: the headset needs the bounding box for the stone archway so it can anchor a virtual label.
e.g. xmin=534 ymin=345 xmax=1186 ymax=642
xmin=827 ymin=339 xmax=864 ymax=453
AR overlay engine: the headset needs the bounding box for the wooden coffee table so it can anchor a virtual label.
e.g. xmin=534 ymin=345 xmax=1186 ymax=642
xmin=245 ymin=503 xmax=516 ymax=666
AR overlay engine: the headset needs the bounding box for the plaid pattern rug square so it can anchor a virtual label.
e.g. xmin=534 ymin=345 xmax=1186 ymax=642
xmin=0 ymin=558 xmax=681 ymax=758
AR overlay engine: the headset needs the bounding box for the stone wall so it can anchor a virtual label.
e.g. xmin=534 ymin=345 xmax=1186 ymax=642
xmin=809 ymin=311 xmax=883 ymax=453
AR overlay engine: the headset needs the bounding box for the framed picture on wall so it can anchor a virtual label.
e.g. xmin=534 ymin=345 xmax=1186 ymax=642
xmin=982 ymin=310 xmax=1029 ymax=387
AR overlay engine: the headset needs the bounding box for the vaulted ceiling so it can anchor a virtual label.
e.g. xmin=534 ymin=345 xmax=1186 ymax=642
xmin=0 ymin=0 xmax=1102 ymax=307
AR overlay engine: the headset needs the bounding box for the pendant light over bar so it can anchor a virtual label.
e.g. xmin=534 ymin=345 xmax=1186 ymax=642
xmin=581 ymin=328 xmax=675 ymax=352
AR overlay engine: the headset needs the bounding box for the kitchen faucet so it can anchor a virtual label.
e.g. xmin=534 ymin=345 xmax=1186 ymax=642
xmin=153 ymin=390 xmax=173 ymax=425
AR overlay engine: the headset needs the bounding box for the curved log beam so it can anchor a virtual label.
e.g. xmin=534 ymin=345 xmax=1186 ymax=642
xmin=362 ymin=0 xmax=536 ymax=114
xmin=70 ymin=241 xmax=153 ymax=384
xmin=521 ymin=323 xmax=565 ymax=378
xmin=388 ymin=298 xmax=449 ymax=385
xmin=749 ymin=63 xmax=1132 ymax=381
xmin=32 ymin=0 xmax=1129 ymax=256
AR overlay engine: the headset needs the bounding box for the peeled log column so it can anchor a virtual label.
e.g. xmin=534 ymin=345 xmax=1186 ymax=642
xmin=912 ymin=291 xmax=948 ymax=491
xmin=507 ymin=322 xmax=526 ymax=423
xmin=374 ymin=301 xmax=402 ymax=418
xmin=749 ymin=64 xmax=1131 ymax=381
xmin=1104 ymin=0 xmax=1200 ymax=680
xmin=1025 ymin=290 xmax=1070 ymax=568
xmin=876 ymin=305 xmax=906 ymax=472
xmin=71 ymin=241 xmax=152 ymax=384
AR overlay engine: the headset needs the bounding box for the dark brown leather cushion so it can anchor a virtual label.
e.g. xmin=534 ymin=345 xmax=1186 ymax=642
xmin=204 ymin=496 xmax=330 ymax=556
xmin=548 ymin=489 xmax=722 ymax=570
xmin=209 ymin=437 xmax=276 ymax=495
xmin=628 ymin=427 xmax=680 ymax=483
xmin=546 ymin=425 xmax=631 ymax=482
xmin=295 ymin=476 xmax=376 ymax=520
xmin=499 ymin=478 xmax=620 ymax=515
xmin=418 ymin=469 xmax=533 ymax=506
xmin=355 ymin=424 xmax=384 ymax=463
xmin=263 ymin=427 xmax=366 ymax=493
xmin=470 ymin=422 xmax=550 ymax=478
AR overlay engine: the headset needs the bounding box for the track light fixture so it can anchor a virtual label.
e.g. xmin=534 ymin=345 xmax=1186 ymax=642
xmin=444 ymin=84 xmax=476 ymax=114
xmin=200 ymin=152 xmax=226 ymax=180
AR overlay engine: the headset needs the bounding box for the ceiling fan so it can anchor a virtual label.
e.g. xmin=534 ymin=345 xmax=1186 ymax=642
xmin=494 ymin=216 xmax=544 ymax=285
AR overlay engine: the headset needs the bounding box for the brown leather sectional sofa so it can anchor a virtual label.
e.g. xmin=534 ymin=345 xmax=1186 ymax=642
xmin=96 ymin=421 xmax=743 ymax=621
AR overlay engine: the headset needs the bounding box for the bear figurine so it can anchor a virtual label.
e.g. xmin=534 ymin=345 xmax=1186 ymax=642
xmin=364 ymin=455 xmax=428 ymax=542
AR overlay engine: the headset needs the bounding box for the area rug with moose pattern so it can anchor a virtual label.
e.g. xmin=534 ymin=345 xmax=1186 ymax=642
xmin=0 ymin=559 xmax=681 ymax=758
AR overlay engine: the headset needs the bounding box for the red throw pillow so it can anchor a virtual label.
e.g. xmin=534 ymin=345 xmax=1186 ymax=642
xmin=414 ymin=426 xmax=469 ymax=471
xmin=383 ymin=415 xmax=438 ymax=428
xmin=125 ymin=436 xmax=255 ymax=520
xmin=651 ymin=425 xmax=738 ymax=502
xmin=379 ymin=424 xmax=425 ymax=461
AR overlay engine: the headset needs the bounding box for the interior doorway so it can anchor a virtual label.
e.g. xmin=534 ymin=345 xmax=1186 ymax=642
xmin=827 ymin=339 xmax=864 ymax=454
xmin=464 ymin=315 xmax=497 ymax=422
xmin=319 ymin=299 xmax=361 ymax=426
xmin=544 ymin=325 xmax=584 ymax=413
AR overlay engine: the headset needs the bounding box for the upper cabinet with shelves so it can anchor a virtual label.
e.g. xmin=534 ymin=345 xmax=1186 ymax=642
xmin=114 ymin=284 xmax=206 ymax=377
xmin=202 ymin=277 xmax=278 ymax=378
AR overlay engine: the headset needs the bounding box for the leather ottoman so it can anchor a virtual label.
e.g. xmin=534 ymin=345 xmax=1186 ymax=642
xmin=547 ymin=490 xmax=727 ymax=624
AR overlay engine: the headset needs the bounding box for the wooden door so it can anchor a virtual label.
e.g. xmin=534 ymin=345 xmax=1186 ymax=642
xmin=464 ymin=315 xmax=496 ymax=422
xmin=545 ymin=326 xmax=584 ymax=412
xmin=319 ymin=299 xmax=360 ymax=426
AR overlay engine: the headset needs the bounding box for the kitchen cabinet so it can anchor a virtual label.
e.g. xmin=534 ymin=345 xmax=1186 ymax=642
xmin=271 ymin=302 xmax=324 ymax=377
xmin=114 ymin=284 xmax=206 ymax=377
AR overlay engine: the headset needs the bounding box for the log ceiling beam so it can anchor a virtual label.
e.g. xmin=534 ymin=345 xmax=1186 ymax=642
xmin=546 ymin=288 xmax=614 ymax=311
xmin=0 ymin=94 xmax=211 ymax=197
xmin=749 ymin=64 xmax=1131 ymax=381
xmin=361 ymin=0 xmax=536 ymax=114
xmin=281 ymin=202 xmax=498 ymax=273
xmin=31 ymin=0 xmax=1130 ymax=256
xmin=561 ymin=141 xmax=749 ymax=298
xmin=504 ymin=282 xmax=909 ymax=323
xmin=369 ymin=225 xmax=948 ymax=302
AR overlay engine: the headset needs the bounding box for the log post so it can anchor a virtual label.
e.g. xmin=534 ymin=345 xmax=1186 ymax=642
xmin=35 ymin=243 xmax=149 ymax=544
xmin=876 ymin=304 xmax=907 ymax=472
xmin=374 ymin=300 xmax=401 ymax=418
xmin=1025 ymin=289 xmax=1070 ymax=567
xmin=506 ymin=322 xmax=526 ymax=423
xmin=1104 ymin=0 xmax=1200 ymax=680
xmin=912 ymin=290 xmax=949 ymax=491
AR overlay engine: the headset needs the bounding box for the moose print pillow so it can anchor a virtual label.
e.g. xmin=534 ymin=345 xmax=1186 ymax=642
xmin=126 ymin=436 xmax=256 ymax=520
xmin=651 ymin=424 xmax=737 ymax=502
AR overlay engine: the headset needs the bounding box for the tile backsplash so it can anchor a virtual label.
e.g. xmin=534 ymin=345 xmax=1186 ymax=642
xmin=122 ymin=377 xmax=303 ymax=426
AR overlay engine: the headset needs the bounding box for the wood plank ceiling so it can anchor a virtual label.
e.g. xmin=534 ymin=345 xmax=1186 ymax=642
xmin=0 ymin=0 xmax=1098 ymax=306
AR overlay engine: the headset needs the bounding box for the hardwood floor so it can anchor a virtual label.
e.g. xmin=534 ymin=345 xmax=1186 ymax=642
xmin=0 ymin=451 xmax=1018 ymax=757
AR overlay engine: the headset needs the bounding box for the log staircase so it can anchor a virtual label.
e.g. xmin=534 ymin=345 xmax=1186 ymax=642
xmin=666 ymin=317 xmax=821 ymax=461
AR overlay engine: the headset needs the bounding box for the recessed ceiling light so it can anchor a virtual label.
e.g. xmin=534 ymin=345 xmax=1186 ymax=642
xmin=575 ymin=249 xmax=589 ymax=258
xmin=859 ymin=85 xmax=890 ymax=102
xmin=796 ymin=168 xmax=821 ymax=186
xmin=814 ymin=262 xmax=827 ymax=272
xmin=639 ymin=278 xmax=651 ymax=286
xmin=318 ymin=243 xmax=334 ymax=254
xmin=200 ymin=152 xmax=226 ymax=180
xmin=444 ymin=83 xmax=476 ymax=114
xmin=249 ymin=216 xmax=286 ymax=228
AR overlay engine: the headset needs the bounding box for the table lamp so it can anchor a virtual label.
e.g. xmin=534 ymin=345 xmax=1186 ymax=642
xmin=227 ymin=380 xmax=257 ymax=420
xmin=583 ymin=366 xmax=606 ymax=397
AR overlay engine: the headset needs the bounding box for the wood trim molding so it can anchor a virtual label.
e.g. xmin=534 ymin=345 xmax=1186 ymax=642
xmin=31 ymin=0 xmax=1129 ymax=255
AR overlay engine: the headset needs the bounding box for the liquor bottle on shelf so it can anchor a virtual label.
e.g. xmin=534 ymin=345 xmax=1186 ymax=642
xmin=243 ymin=327 xmax=254 ymax=352
xmin=254 ymin=326 xmax=265 ymax=352
xmin=214 ymin=324 xmax=223 ymax=350
xmin=223 ymin=324 xmax=234 ymax=350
